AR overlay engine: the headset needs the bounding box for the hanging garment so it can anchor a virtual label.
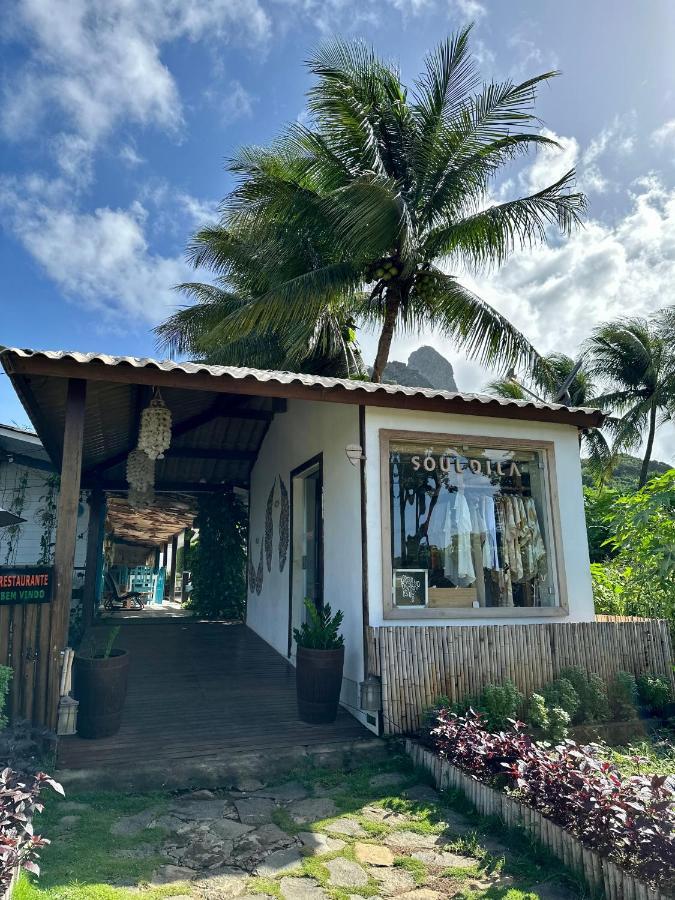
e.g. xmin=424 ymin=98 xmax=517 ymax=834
xmin=492 ymin=497 xmax=513 ymax=607
xmin=525 ymin=496 xmax=547 ymax=580
xmin=481 ymin=494 xmax=500 ymax=570
xmin=502 ymin=495 xmax=523 ymax=582
xmin=442 ymin=491 xmax=475 ymax=581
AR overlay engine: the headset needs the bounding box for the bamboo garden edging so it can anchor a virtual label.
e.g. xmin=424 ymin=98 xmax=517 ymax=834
xmin=405 ymin=739 xmax=670 ymax=900
xmin=368 ymin=619 xmax=674 ymax=734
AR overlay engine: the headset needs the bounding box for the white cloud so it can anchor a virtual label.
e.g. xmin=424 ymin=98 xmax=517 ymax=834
xmin=523 ymin=129 xmax=580 ymax=194
xmin=450 ymin=0 xmax=486 ymax=20
xmin=0 ymin=175 xmax=190 ymax=326
xmin=222 ymin=80 xmax=256 ymax=122
xmin=651 ymin=119 xmax=675 ymax=147
xmin=1 ymin=0 xmax=271 ymax=170
xmin=119 ymin=144 xmax=146 ymax=168
xmin=178 ymin=193 xmax=220 ymax=226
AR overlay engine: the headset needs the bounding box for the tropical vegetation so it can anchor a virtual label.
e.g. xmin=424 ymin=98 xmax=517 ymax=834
xmin=157 ymin=26 xmax=585 ymax=380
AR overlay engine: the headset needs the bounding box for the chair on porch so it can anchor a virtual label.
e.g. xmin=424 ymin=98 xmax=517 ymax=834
xmin=103 ymin=572 xmax=147 ymax=610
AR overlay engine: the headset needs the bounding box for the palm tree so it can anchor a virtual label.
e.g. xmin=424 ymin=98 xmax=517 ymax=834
xmin=158 ymin=27 xmax=585 ymax=381
xmin=486 ymin=353 xmax=614 ymax=478
xmin=584 ymin=315 xmax=675 ymax=487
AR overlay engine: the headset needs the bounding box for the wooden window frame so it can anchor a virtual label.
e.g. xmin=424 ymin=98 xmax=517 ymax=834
xmin=379 ymin=429 xmax=569 ymax=620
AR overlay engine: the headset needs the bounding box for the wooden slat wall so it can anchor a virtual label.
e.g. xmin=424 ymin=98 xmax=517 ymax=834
xmin=369 ymin=620 xmax=675 ymax=735
xmin=0 ymin=600 xmax=49 ymax=724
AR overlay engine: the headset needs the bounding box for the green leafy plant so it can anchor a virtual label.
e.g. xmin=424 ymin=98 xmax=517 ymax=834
xmin=293 ymin=599 xmax=344 ymax=649
xmin=478 ymin=681 xmax=523 ymax=731
xmin=188 ymin=491 xmax=247 ymax=619
xmin=541 ymin=677 xmax=580 ymax=719
xmin=636 ymin=674 xmax=673 ymax=716
xmin=78 ymin=627 xmax=120 ymax=660
xmin=607 ymin=671 xmax=639 ymax=721
xmin=559 ymin=666 xmax=609 ymax=723
xmin=525 ymin=691 xmax=570 ymax=742
xmin=0 ymin=666 xmax=12 ymax=730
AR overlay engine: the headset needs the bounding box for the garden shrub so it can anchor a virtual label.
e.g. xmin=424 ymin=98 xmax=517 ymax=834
xmin=541 ymin=677 xmax=579 ymax=719
xmin=1 ymin=767 xmax=63 ymax=892
xmin=0 ymin=667 xmax=11 ymax=730
xmin=559 ymin=666 xmax=609 ymax=723
xmin=477 ymin=680 xmax=523 ymax=731
xmin=525 ymin=692 xmax=570 ymax=742
xmin=607 ymin=671 xmax=638 ymax=721
xmin=636 ymin=674 xmax=672 ymax=715
xmin=432 ymin=710 xmax=675 ymax=891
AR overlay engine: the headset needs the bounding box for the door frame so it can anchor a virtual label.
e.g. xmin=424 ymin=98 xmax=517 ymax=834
xmin=287 ymin=452 xmax=324 ymax=656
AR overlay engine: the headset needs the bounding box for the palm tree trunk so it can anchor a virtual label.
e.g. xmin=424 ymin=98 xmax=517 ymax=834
xmin=638 ymin=400 xmax=658 ymax=488
xmin=372 ymin=291 xmax=400 ymax=383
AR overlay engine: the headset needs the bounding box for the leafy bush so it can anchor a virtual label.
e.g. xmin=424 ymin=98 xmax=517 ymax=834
xmin=636 ymin=674 xmax=672 ymax=715
xmin=0 ymin=668 xmax=11 ymax=730
xmin=188 ymin=491 xmax=247 ymax=619
xmin=432 ymin=711 xmax=675 ymax=890
xmin=607 ymin=671 xmax=638 ymax=721
xmin=1 ymin=767 xmax=64 ymax=892
xmin=541 ymin=677 xmax=579 ymax=718
xmin=591 ymin=471 xmax=675 ymax=631
xmin=293 ymin=599 xmax=344 ymax=649
xmin=525 ymin=692 xmax=570 ymax=742
xmin=479 ymin=681 xmax=523 ymax=731
xmin=559 ymin=667 xmax=609 ymax=723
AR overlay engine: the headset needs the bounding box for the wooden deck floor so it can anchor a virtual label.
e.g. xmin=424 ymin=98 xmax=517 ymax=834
xmin=58 ymin=622 xmax=371 ymax=771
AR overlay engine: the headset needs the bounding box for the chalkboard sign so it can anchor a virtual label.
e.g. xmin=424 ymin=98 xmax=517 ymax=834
xmin=393 ymin=569 xmax=428 ymax=608
xmin=0 ymin=566 xmax=54 ymax=605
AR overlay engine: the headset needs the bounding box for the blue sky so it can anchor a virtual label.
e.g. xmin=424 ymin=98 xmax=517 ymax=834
xmin=1 ymin=0 xmax=675 ymax=461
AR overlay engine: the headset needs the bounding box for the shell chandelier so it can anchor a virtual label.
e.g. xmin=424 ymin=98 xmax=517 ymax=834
xmin=138 ymin=388 xmax=172 ymax=460
xmin=126 ymin=447 xmax=155 ymax=491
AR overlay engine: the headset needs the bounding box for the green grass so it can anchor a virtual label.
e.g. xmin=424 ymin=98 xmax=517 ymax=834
xmin=598 ymin=734 xmax=675 ymax=776
xmin=15 ymin=755 xmax=591 ymax=899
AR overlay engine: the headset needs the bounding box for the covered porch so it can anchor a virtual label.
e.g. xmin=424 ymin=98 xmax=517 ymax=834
xmin=58 ymin=620 xmax=372 ymax=785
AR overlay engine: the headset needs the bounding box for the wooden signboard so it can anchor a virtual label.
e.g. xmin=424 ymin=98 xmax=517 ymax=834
xmin=0 ymin=566 xmax=54 ymax=605
xmin=393 ymin=569 xmax=428 ymax=608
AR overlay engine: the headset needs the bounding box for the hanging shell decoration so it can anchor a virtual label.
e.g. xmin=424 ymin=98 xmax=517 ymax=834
xmin=138 ymin=389 xmax=172 ymax=460
xmin=128 ymin=485 xmax=155 ymax=509
xmin=278 ymin=476 xmax=289 ymax=573
xmin=126 ymin=447 xmax=155 ymax=490
xmin=265 ymin=478 xmax=275 ymax=573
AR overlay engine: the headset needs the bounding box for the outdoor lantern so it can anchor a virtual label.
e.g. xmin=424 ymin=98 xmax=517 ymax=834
xmin=138 ymin=388 xmax=172 ymax=460
xmin=360 ymin=675 xmax=382 ymax=711
xmin=345 ymin=443 xmax=366 ymax=466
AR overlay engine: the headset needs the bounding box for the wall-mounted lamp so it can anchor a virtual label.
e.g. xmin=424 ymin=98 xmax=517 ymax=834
xmin=345 ymin=444 xmax=366 ymax=466
xmin=360 ymin=675 xmax=382 ymax=711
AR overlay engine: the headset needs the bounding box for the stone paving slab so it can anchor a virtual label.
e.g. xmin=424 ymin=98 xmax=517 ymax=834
xmin=325 ymin=857 xmax=369 ymax=888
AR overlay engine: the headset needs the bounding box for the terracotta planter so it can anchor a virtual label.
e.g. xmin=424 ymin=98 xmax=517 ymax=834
xmin=296 ymin=646 xmax=344 ymax=724
xmin=74 ymin=649 xmax=130 ymax=739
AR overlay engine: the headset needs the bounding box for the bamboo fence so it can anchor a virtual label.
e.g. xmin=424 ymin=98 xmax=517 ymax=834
xmin=368 ymin=619 xmax=674 ymax=734
xmin=406 ymin=739 xmax=670 ymax=900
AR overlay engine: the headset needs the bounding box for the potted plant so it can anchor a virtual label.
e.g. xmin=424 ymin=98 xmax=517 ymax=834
xmin=74 ymin=627 xmax=130 ymax=739
xmin=293 ymin=600 xmax=345 ymax=724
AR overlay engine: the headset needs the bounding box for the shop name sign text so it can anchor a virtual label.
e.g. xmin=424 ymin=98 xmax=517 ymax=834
xmin=410 ymin=453 xmax=521 ymax=477
xmin=0 ymin=566 xmax=54 ymax=605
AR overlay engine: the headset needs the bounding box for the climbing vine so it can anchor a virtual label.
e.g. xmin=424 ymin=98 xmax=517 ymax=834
xmin=2 ymin=470 xmax=29 ymax=565
xmin=37 ymin=474 xmax=59 ymax=565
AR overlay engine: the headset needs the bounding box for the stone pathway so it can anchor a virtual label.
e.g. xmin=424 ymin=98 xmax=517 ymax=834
xmin=104 ymin=767 xmax=578 ymax=899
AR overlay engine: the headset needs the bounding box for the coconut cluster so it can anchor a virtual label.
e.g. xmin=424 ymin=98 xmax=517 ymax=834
xmin=138 ymin=392 xmax=172 ymax=460
xmin=367 ymin=259 xmax=400 ymax=282
xmin=414 ymin=271 xmax=439 ymax=302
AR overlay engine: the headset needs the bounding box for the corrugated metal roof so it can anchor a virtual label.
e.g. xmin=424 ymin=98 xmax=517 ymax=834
xmin=0 ymin=347 xmax=604 ymax=426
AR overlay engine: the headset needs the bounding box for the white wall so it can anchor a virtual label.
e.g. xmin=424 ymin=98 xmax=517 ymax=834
xmin=247 ymin=399 xmax=365 ymax=713
xmin=364 ymin=407 xmax=594 ymax=626
xmin=0 ymin=461 xmax=89 ymax=569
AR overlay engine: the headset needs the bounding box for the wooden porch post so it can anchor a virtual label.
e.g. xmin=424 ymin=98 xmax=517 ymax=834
xmin=47 ymin=378 xmax=87 ymax=729
xmin=82 ymin=487 xmax=105 ymax=631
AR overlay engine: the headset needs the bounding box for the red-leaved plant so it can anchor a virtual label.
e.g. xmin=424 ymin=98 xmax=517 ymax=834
xmin=0 ymin=767 xmax=64 ymax=893
xmin=432 ymin=710 xmax=674 ymax=891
